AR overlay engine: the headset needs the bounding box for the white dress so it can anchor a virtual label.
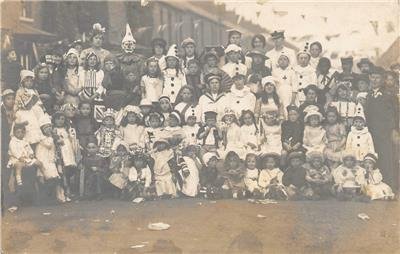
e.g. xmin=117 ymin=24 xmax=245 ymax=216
xmin=221 ymin=123 xmax=243 ymax=157
xmin=244 ymin=168 xmax=260 ymax=192
xmin=152 ymin=149 xmax=177 ymax=196
xmin=364 ymin=169 xmax=394 ymax=200
xmin=7 ymin=137 xmax=36 ymax=166
xmin=180 ymin=156 xmax=200 ymax=197
xmin=120 ymin=124 xmax=146 ymax=148
xmin=54 ymin=127 xmax=77 ymax=167
xmin=240 ymin=124 xmax=261 ymax=155
xmin=272 ymin=67 xmax=295 ymax=118
xmin=258 ymin=168 xmax=284 ymax=192
xmin=141 ymin=75 xmax=163 ymax=103
xmin=303 ymin=126 xmax=326 ymax=154
xmin=260 ymin=123 xmax=282 ymax=155
xmin=35 ymin=136 xmax=59 ymax=179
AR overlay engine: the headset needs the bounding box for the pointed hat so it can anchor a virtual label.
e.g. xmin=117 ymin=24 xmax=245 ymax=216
xmin=122 ymin=23 xmax=136 ymax=44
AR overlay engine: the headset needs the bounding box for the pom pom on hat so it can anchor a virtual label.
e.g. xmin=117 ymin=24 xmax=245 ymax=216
xmin=166 ymin=44 xmax=179 ymax=59
xmin=122 ymin=23 xmax=136 ymax=44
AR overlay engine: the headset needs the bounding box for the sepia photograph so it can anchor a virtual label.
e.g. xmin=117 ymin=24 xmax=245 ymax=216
xmin=0 ymin=0 xmax=399 ymax=253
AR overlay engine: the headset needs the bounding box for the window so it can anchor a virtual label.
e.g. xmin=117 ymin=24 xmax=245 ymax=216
xmin=20 ymin=0 xmax=33 ymax=22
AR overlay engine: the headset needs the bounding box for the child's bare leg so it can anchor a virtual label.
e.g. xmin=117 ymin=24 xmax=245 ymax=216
xmin=14 ymin=162 xmax=24 ymax=185
xmin=33 ymin=160 xmax=45 ymax=177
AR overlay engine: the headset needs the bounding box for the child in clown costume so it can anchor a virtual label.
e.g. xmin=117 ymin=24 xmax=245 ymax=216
xmin=163 ymin=44 xmax=187 ymax=104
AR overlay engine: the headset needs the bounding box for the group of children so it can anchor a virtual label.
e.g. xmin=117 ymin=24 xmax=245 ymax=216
xmin=2 ymin=23 xmax=398 ymax=210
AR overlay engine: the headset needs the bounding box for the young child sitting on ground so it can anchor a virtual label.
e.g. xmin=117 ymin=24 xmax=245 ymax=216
xmin=125 ymin=153 xmax=153 ymax=201
xmin=361 ymin=153 xmax=394 ymax=200
xmin=199 ymin=152 xmax=224 ymax=199
xmin=303 ymin=151 xmax=332 ymax=200
xmin=243 ymin=153 xmax=260 ymax=197
xmin=221 ymin=151 xmax=246 ymax=199
xmin=332 ymin=151 xmax=367 ymax=201
xmin=282 ymin=151 xmax=308 ymax=200
xmin=258 ymin=152 xmax=287 ymax=200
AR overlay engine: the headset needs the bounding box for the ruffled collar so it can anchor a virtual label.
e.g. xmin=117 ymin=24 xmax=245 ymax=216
xmin=230 ymin=85 xmax=251 ymax=98
xmin=350 ymin=126 xmax=369 ymax=134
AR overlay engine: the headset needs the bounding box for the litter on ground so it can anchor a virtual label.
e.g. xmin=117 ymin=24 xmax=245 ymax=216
xmin=358 ymin=213 xmax=370 ymax=221
xmin=148 ymin=222 xmax=171 ymax=231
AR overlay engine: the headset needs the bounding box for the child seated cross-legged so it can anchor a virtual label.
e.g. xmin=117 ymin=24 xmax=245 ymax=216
xmin=332 ymin=151 xmax=367 ymax=201
xmin=199 ymin=152 xmax=224 ymax=199
xmin=220 ymin=151 xmax=246 ymax=199
xmin=124 ymin=153 xmax=153 ymax=201
xmin=303 ymin=151 xmax=332 ymax=200
xmin=108 ymin=141 xmax=131 ymax=199
xmin=258 ymin=152 xmax=287 ymax=200
xmin=361 ymin=153 xmax=394 ymax=201
xmin=282 ymin=151 xmax=308 ymax=200
xmin=243 ymin=153 xmax=261 ymax=198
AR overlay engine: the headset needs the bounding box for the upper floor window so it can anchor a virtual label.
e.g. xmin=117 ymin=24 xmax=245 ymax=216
xmin=20 ymin=0 xmax=34 ymax=22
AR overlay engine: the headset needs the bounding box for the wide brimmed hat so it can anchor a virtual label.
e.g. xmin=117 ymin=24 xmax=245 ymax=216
xmin=247 ymin=49 xmax=267 ymax=60
xmin=270 ymin=30 xmax=285 ymax=40
xmin=304 ymin=110 xmax=323 ymax=122
xmin=181 ymin=37 xmax=196 ymax=48
xmin=357 ymin=58 xmax=373 ymax=69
